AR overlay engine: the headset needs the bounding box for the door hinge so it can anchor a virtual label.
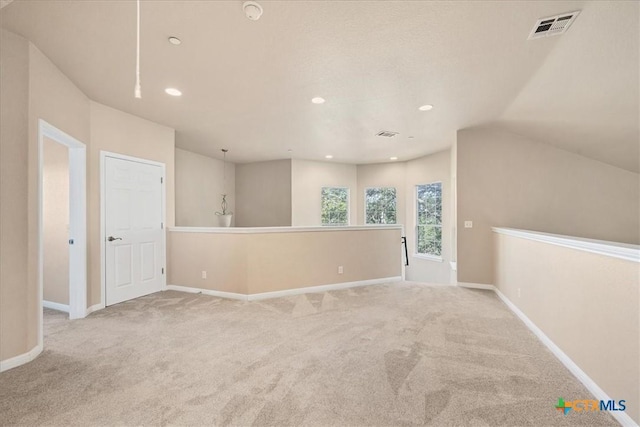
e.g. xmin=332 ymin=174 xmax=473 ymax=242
xmin=160 ymin=177 xmax=163 ymax=184
xmin=161 ymin=222 xmax=164 ymax=229
xmin=162 ymin=267 xmax=165 ymax=274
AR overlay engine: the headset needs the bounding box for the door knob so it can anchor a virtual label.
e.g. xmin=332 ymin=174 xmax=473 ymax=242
xmin=107 ymin=236 xmax=122 ymax=242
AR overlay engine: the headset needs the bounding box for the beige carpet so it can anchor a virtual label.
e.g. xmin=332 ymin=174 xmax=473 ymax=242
xmin=0 ymin=282 xmax=617 ymax=426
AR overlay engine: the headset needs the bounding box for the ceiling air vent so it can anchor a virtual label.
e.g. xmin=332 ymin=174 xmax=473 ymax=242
xmin=528 ymin=11 xmax=580 ymax=40
xmin=376 ymin=131 xmax=399 ymax=138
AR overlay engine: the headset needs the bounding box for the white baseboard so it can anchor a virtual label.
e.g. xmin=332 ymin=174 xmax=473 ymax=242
xmin=166 ymin=285 xmax=248 ymax=301
xmin=167 ymin=276 xmax=403 ymax=302
xmin=247 ymin=276 xmax=402 ymax=301
xmin=494 ymin=288 xmax=638 ymax=427
xmin=457 ymin=281 xmax=495 ymax=290
xmin=86 ymin=303 xmax=104 ymax=315
xmin=42 ymin=300 xmax=69 ymax=313
xmin=0 ymin=343 xmax=43 ymax=373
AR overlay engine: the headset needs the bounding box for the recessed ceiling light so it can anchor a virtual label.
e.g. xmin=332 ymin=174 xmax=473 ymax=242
xmin=165 ymin=88 xmax=182 ymax=96
xmin=390 ymin=157 xmax=398 ymax=160
xmin=418 ymin=104 xmax=433 ymax=111
xmin=408 ymin=136 xmax=415 ymax=139
xmin=168 ymin=36 xmax=181 ymax=45
xmin=325 ymin=155 xmax=333 ymax=159
xmin=312 ymin=97 xmax=326 ymax=104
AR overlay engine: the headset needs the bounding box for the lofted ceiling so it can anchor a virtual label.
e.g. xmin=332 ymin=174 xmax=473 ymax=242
xmin=498 ymin=1 xmax=639 ymax=173
xmin=1 ymin=0 xmax=637 ymax=171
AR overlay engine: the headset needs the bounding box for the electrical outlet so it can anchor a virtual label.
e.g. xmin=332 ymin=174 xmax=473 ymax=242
xmin=201 ymin=271 xmax=207 ymax=279
xmin=517 ymin=288 xmax=521 ymax=298
xmin=464 ymin=221 xmax=473 ymax=228
xmin=338 ymin=266 xmax=344 ymax=274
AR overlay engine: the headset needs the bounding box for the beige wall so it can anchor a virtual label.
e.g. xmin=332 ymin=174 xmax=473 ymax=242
xmin=28 ymin=42 xmax=91 ymax=353
xmin=89 ymin=101 xmax=175 ymax=306
xmin=291 ymin=159 xmax=357 ymax=226
xmin=404 ymin=151 xmax=452 ymax=284
xmin=235 ymin=159 xmax=291 ymax=227
xmin=457 ymin=126 xmax=640 ymax=284
xmin=167 ymin=232 xmax=249 ymax=294
xmin=43 ymin=137 xmax=69 ymax=305
xmin=178 ymin=153 xmax=452 ymax=284
xmin=175 ymin=148 xmax=235 ymax=227
xmin=2 ymin=38 xmax=92 ymax=362
xmin=494 ymin=232 xmax=639 ymax=424
xmin=355 ymin=151 xmax=453 ymax=284
xmin=247 ymin=229 xmax=401 ymax=293
xmin=356 ymin=150 xmax=453 ymax=283
xmin=168 ymin=228 xmax=402 ymax=295
xmin=0 ymin=29 xmax=30 ymax=361
xmin=1 ymin=31 xmax=177 ymax=365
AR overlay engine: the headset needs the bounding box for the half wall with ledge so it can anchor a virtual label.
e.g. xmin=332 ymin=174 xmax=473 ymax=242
xmin=493 ymin=227 xmax=639 ymax=426
xmin=167 ymin=225 xmax=404 ymax=300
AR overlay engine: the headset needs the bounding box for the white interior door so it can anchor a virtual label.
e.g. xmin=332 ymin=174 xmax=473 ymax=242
xmin=105 ymin=156 xmax=164 ymax=306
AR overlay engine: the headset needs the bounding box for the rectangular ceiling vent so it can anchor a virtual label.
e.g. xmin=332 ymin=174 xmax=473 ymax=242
xmin=376 ymin=130 xmax=399 ymax=138
xmin=528 ymin=11 xmax=580 ymax=40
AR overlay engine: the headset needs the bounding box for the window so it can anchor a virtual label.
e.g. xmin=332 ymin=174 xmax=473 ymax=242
xmin=365 ymin=187 xmax=397 ymax=224
xmin=416 ymin=182 xmax=442 ymax=257
xmin=321 ymin=187 xmax=349 ymax=225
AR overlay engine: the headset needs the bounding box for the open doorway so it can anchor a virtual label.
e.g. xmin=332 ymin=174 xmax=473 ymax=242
xmin=42 ymin=137 xmax=70 ymax=313
xmin=38 ymin=120 xmax=87 ymax=350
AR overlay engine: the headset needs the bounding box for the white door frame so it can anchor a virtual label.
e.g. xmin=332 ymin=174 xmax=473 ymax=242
xmin=100 ymin=151 xmax=167 ymax=307
xmin=38 ymin=119 xmax=87 ymax=341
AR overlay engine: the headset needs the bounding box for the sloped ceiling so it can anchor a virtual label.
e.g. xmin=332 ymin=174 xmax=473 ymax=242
xmin=1 ymin=0 xmax=637 ymax=171
xmin=497 ymin=1 xmax=639 ymax=173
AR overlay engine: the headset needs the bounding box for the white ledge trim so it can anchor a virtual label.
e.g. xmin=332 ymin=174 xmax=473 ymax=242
xmin=492 ymin=227 xmax=640 ymax=263
xmin=169 ymin=225 xmax=403 ymax=234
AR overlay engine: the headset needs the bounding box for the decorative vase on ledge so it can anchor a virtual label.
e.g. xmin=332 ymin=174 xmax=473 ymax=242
xmin=217 ymin=213 xmax=233 ymax=227
xmin=215 ymin=194 xmax=233 ymax=227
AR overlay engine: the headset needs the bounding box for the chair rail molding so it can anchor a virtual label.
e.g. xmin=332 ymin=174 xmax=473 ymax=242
xmin=492 ymin=227 xmax=640 ymax=263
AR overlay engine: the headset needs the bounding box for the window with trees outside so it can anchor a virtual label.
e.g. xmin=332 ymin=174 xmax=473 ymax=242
xmin=416 ymin=182 xmax=442 ymax=257
xmin=365 ymin=187 xmax=397 ymax=224
xmin=321 ymin=187 xmax=349 ymax=225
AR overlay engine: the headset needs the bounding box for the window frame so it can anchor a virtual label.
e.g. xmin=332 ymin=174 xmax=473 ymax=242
xmin=363 ymin=186 xmax=397 ymax=225
xmin=320 ymin=186 xmax=350 ymax=226
xmin=414 ymin=181 xmax=443 ymax=261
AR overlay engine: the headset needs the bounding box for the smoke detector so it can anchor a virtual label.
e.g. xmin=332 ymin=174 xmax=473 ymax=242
xmin=243 ymin=1 xmax=263 ymax=21
xmin=528 ymin=11 xmax=580 ymax=40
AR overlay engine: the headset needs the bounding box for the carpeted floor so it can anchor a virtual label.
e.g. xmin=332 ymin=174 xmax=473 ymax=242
xmin=0 ymin=282 xmax=617 ymax=426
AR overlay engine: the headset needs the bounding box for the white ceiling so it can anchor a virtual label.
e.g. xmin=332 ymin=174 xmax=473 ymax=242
xmin=1 ymin=0 xmax=637 ymax=171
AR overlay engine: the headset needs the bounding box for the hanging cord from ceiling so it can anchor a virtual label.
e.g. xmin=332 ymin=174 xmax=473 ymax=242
xmin=222 ymin=149 xmax=228 ymax=194
xmin=134 ymin=0 xmax=141 ymax=98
